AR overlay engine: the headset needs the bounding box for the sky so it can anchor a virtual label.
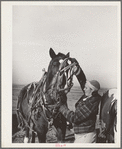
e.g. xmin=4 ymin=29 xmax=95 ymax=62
xmin=12 ymin=2 xmax=120 ymax=88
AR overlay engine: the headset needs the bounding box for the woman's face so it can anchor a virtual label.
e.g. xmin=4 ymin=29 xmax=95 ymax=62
xmin=84 ymin=83 xmax=93 ymax=97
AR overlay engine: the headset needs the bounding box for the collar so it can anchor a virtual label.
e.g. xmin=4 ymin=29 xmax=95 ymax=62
xmin=92 ymin=91 xmax=99 ymax=96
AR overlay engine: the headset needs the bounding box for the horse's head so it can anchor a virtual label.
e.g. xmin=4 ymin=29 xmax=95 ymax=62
xmin=45 ymin=48 xmax=75 ymax=104
xmin=46 ymin=48 xmax=69 ymax=87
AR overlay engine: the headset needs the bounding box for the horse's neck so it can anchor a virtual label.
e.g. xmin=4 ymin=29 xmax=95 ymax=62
xmin=45 ymin=72 xmax=57 ymax=91
xmin=45 ymin=74 xmax=52 ymax=89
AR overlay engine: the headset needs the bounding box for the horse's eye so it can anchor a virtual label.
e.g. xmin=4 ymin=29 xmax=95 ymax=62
xmin=53 ymin=61 xmax=59 ymax=66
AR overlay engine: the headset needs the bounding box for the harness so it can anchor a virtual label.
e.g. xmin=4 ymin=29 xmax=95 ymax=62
xmin=17 ymin=58 xmax=78 ymax=133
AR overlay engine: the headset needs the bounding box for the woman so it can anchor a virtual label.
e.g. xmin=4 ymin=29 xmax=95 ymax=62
xmin=55 ymin=60 xmax=101 ymax=143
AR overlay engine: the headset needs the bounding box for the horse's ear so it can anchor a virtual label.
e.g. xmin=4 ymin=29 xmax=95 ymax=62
xmin=66 ymin=52 xmax=70 ymax=57
xmin=49 ymin=48 xmax=56 ymax=59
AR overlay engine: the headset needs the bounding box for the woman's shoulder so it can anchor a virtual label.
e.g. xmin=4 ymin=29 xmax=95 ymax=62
xmin=92 ymin=91 xmax=101 ymax=98
xmin=89 ymin=93 xmax=101 ymax=104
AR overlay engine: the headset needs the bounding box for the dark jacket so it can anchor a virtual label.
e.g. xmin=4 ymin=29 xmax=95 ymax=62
xmin=59 ymin=92 xmax=101 ymax=134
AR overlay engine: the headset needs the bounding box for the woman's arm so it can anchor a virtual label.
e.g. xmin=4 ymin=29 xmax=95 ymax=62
xmin=70 ymin=58 xmax=86 ymax=92
xmin=59 ymin=97 xmax=97 ymax=124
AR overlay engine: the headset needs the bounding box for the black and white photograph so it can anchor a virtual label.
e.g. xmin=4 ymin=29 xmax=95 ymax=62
xmin=2 ymin=1 xmax=121 ymax=148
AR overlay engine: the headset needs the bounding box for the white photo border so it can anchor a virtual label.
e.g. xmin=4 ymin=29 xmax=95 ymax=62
xmin=1 ymin=1 xmax=121 ymax=148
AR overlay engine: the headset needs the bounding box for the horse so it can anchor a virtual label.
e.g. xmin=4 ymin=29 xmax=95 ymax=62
xmin=97 ymin=89 xmax=117 ymax=143
xmin=16 ymin=48 xmax=86 ymax=143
